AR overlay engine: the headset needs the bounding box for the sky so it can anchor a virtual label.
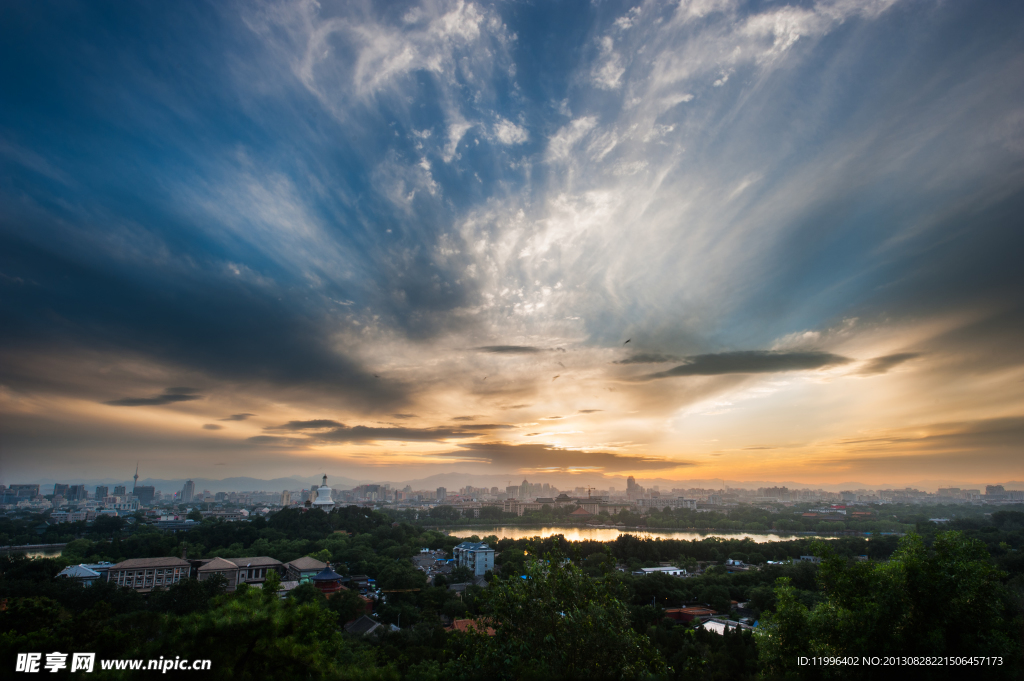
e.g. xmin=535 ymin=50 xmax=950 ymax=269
xmin=2 ymin=0 xmax=1023 ymax=488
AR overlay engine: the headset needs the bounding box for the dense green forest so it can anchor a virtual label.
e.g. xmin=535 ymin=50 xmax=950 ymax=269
xmin=2 ymin=506 xmax=1022 ymax=679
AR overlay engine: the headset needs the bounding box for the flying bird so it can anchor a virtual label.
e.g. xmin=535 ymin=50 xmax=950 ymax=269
xmin=552 ymin=375 xmax=560 ymax=381
xmin=623 ymin=339 xmax=631 ymax=345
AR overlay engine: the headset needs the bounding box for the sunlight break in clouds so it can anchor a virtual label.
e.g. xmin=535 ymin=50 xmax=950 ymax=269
xmin=1 ymin=0 xmax=1023 ymax=487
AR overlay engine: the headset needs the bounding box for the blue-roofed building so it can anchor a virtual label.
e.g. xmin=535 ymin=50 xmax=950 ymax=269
xmin=453 ymin=542 xmax=495 ymax=577
xmin=56 ymin=564 xmax=102 ymax=586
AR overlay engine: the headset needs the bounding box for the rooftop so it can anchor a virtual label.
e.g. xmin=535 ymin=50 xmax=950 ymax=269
xmin=110 ymin=557 xmax=190 ymax=569
xmin=286 ymin=556 xmax=327 ymax=570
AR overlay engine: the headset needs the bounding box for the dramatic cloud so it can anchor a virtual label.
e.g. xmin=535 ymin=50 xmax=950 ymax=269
xmin=856 ymin=353 xmax=922 ymax=376
xmin=104 ymin=388 xmax=203 ymax=407
xmin=1 ymin=0 xmax=1022 ymax=485
xmin=443 ymin=442 xmax=688 ymax=473
xmin=637 ymin=351 xmax=852 ymax=380
xmin=260 ymin=420 xmax=479 ymax=443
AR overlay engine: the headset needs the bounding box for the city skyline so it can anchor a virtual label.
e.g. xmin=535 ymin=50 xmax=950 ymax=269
xmin=2 ymin=0 xmax=1024 ymax=486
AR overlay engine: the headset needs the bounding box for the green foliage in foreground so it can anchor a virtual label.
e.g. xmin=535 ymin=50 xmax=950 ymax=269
xmin=448 ymin=552 xmax=664 ymax=680
xmin=757 ymin=531 xmax=1023 ymax=680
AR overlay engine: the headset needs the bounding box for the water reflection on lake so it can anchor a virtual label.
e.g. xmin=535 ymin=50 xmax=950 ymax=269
xmin=1 ymin=546 xmax=64 ymax=558
xmin=446 ymin=527 xmax=833 ymax=543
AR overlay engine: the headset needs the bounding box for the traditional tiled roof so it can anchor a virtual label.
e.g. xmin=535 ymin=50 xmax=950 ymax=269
xmin=110 ymin=557 xmax=190 ymax=569
xmin=311 ymin=567 xmax=344 ymax=582
xmin=447 ymin=618 xmax=495 ymax=635
xmin=569 ymin=508 xmax=592 ymax=515
xmin=286 ymin=556 xmax=327 ymax=571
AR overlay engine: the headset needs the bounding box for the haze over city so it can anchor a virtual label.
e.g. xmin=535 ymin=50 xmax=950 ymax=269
xmin=2 ymin=0 xmax=1023 ymax=489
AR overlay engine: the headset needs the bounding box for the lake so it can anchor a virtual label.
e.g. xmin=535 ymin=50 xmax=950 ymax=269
xmin=0 ymin=544 xmax=65 ymax=558
xmin=446 ymin=526 xmax=836 ymax=543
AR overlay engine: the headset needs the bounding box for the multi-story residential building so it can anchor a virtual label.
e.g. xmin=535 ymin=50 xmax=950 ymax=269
xmin=107 ymin=557 xmax=191 ymax=593
xmin=436 ymin=487 xmax=446 ymax=502
xmin=68 ymin=484 xmax=88 ymax=501
xmin=53 ymin=483 xmax=70 ymax=498
xmin=113 ymin=485 xmax=127 ymax=496
xmin=95 ymin=485 xmax=109 ymax=500
xmin=453 ymin=541 xmax=495 ymax=577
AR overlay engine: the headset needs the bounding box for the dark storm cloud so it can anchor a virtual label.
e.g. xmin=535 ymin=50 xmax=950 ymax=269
xmin=476 ymin=346 xmax=546 ymax=354
xmin=636 ymin=351 xmax=851 ymax=381
xmin=0 ymin=2 xmax=460 ymax=411
xmin=441 ymin=442 xmax=687 ymax=472
xmin=202 ymin=424 xmax=223 ymax=430
xmin=856 ymin=353 xmax=922 ymax=376
xmin=104 ymin=387 xmax=202 ymax=407
xmin=220 ymin=413 xmax=255 ymax=421
xmin=614 ymin=353 xmax=682 ymax=364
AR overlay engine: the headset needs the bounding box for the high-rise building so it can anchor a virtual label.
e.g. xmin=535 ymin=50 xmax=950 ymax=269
xmin=436 ymin=487 xmax=447 ymax=502
xmin=281 ymin=490 xmax=291 ymax=506
xmin=505 ymin=486 xmax=519 ymax=499
xmin=68 ymin=484 xmax=88 ymax=501
xmin=519 ymin=479 xmax=530 ymax=500
xmin=53 ymin=483 xmax=70 ymax=498
xmin=114 ymin=485 xmax=126 ymax=496
xmin=9 ymin=484 xmax=40 ymax=498
xmin=95 ymin=485 xmax=109 ymax=500
xmin=181 ymin=480 xmax=195 ymax=503
xmin=133 ymin=486 xmax=156 ymax=506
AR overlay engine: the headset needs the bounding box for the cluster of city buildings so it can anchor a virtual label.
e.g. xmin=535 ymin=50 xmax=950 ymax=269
xmin=4 ymin=471 xmax=1023 ymax=526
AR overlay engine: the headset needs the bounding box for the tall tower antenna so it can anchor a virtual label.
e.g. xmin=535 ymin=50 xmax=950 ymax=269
xmin=133 ymin=462 xmax=139 ymax=491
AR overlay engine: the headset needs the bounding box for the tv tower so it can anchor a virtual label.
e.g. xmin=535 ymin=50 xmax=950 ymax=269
xmin=133 ymin=462 xmax=139 ymax=492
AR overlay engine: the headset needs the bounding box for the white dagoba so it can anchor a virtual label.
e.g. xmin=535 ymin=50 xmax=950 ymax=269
xmin=312 ymin=474 xmax=335 ymax=511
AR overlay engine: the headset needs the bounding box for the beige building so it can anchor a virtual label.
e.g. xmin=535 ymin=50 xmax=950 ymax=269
xmin=195 ymin=556 xmax=285 ymax=591
xmin=107 ymin=557 xmax=191 ymax=593
xmin=285 ymin=556 xmax=327 ymax=581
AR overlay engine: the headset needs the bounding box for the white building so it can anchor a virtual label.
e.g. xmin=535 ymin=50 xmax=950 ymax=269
xmin=312 ymin=475 xmax=335 ymax=511
xmin=453 ymin=542 xmax=495 ymax=577
xmin=632 ymin=566 xmax=687 ymax=577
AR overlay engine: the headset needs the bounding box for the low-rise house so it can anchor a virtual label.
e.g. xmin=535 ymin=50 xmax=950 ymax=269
xmin=446 ymin=618 xmax=496 ymax=635
xmin=56 ymin=564 xmax=102 ymax=585
xmin=665 ymin=607 xmax=717 ymax=622
xmin=633 ymin=566 xmax=686 ymax=577
xmin=344 ymin=615 xmax=383 ymax=636
xmin=107 ymin=557 xmax=191 ymax=593
xmin=285 ymin=556 xmax=327 ymax=582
